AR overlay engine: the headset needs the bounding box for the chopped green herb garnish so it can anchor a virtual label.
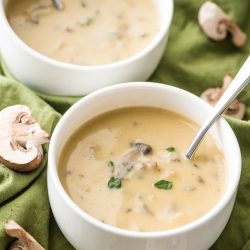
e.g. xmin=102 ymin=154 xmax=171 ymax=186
xmin=108 ymin=177 xmax=122 ymax=189
xmin=106 ymin=160 xmax=114 ymax=168
xmin=166 ymin=147 xmax=175 ymax=152
xmin=154 ymin=180 xmax=173 ymax=190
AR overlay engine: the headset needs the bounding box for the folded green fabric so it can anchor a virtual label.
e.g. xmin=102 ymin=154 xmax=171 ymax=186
xmin=0 ymin=0 xmax=249 ymax=249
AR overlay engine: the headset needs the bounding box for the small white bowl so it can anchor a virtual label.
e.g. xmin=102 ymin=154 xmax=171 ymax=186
xmin=48 ymin=82 xmax=241 ymax=250
xmin=0 ymin=0 xmax=173 ymax=96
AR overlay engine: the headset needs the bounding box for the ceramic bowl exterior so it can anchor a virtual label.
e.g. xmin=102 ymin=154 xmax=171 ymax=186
xmin=48 ymin=82 xmax=241 ymax=250
xmin=0 ymin=0 xmax=173 ymax=96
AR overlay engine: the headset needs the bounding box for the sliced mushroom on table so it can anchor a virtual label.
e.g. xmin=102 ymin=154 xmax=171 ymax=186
xmin=198 ymin=1 xmax=247 ymax=47
xmin=110 ymin=140 xmax=157 ymax=179
xmin=114 ymin=147 xmax=157 ymax=179
xmin=200 ymin=87 xmax=222 ymax=107
xmin=0 ymin=105 xmax=49 ymax=172
xmin=200 ymin=74 xmax=246 ymax=119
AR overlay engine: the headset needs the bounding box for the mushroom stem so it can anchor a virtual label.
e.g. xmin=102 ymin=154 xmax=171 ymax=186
xmin=221 ymin=19 xmax=247 ymax=47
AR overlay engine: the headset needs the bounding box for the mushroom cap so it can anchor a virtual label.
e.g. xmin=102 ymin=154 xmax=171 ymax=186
xmin=0 ymin=105 xmax=49 ymax=172
xmin=0 ymin=140 xmax=44 ymax=172
xmin=198 ymin=1 xmax=229 ymax=41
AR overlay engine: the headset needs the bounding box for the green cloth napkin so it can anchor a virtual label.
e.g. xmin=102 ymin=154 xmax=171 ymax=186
xmin=0 ymin=0 xmax=250 ymax=249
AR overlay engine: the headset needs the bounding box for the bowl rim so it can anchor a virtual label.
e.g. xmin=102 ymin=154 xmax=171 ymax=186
xmin=0 ymin=0 xmax=173 ymax=70
xmin=48 ymin=82 xmax=242 ymax=239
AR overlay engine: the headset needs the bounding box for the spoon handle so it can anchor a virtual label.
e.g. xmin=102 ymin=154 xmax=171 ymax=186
xmin=186 ymin=56 xmax=250 ymax=159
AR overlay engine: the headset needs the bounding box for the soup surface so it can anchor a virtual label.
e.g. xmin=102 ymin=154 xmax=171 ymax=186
xmin=6 ymin=0 xmax=160 ymax=66
xmin=59 ymin=107 xmax=226 ymax=232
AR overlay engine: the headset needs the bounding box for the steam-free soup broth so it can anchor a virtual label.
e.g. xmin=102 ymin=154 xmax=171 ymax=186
xmin=6 ymin=0 xmax=160 ymax=65
xmin=59 ymin=107 xmax=226 ymax=232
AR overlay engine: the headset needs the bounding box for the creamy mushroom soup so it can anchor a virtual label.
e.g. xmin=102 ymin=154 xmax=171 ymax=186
xmin=6 ymin=0 xmax=160 ymax=66
xmin=59 ymin=107 xmax=226 ymax=232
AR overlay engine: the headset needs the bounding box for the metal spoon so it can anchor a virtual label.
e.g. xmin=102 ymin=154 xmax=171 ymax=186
xmin=52 ymin=0 xmax=64 ymax=10
xmin=186 ymin=56 xmax=250 ymax=160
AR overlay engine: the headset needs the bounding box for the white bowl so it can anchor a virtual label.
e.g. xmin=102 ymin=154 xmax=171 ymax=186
xmin=0 ymin=0 xmax=173 ymax=96
xmin=48 ymin=82 xmax=241 ymax=250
